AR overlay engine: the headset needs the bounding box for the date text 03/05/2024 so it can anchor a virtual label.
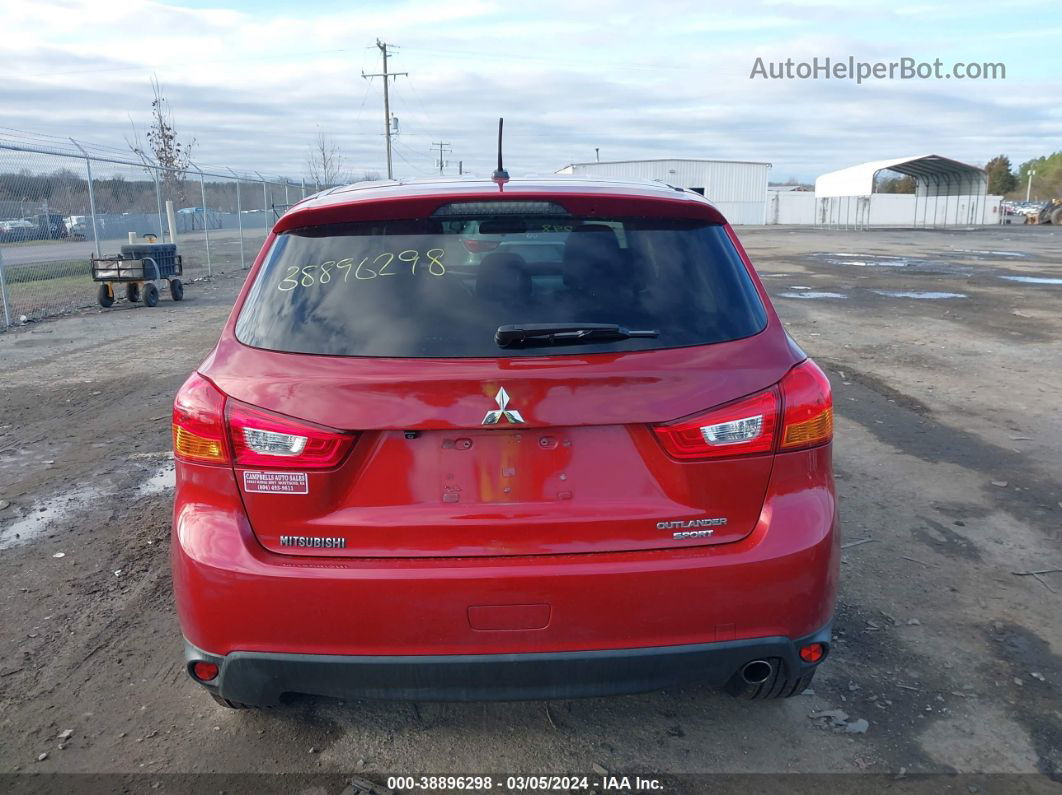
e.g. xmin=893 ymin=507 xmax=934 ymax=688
xmin=385 ymin=774 xmax=665 ymax=791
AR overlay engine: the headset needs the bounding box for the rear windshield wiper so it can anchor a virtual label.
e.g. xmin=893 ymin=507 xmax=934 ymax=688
xmin=496 ymin=323 xmax=660 ymax=348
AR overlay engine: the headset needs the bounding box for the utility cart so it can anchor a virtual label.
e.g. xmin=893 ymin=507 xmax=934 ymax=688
xmin=92 ymin=243 xmax=184 ymax=308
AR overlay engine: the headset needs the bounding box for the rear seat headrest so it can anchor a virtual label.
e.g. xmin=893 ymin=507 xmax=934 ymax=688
xmin=562 ymin=224 xmax=625 ymax=290
xmin=476 ymin=252 xmax=531 ymax=301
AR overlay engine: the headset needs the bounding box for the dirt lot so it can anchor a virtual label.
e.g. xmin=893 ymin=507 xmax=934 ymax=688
xmin=0 ymin=225 xmax=1060 ymax=792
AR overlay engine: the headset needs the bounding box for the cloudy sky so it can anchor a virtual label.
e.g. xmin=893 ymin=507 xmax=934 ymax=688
xmin=2 ymin=0 xmax=1060 ymax=182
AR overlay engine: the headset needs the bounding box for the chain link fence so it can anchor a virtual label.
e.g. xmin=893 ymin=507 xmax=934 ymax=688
xmin=0 ymin=132 xmax=318 ymax=327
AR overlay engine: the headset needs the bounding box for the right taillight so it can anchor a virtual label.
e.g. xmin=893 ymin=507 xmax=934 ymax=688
xmin=653 ymin=388 xmax=780 ymax=460
xmin=653 ymin=359 xmax=832 ymax=460
xmin=172 ymin=373 xmax=229 ymax=465
xmin=780 ymin=359 xmax=833 ymax=450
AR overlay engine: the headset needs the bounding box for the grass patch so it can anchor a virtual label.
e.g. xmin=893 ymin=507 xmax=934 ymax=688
xmin=0 ymin=237 xmax=85 ymax=248
xmin=6 ymin=273 xmax=97 ymax=319
xmin=3 ymin=259 xmax=90 ymax=285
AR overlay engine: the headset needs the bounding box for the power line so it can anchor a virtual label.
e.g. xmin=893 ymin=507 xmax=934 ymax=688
xmin=409 ymin=46 xmax=680 ymax=73
xmin=404 ymin=75 xmax=431 ymax=114
xmin=386 ymin=78 xmax=421 ymax=141
xmin=361 ymin=39 xmax=407 ymax=180
xmin=391 ymin=140 xmax=430 ymax=176
xmin=398 ymin=74 xmax=432 ymax=135
xmin=352 ymin=68 xmax=374 ymax=125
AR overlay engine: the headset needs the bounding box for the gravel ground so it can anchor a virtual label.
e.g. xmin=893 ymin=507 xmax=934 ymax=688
xmin=0 ymin=224 xmax=1060 ymax=793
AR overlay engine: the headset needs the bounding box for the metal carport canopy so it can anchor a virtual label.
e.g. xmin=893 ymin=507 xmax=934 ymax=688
xmin=815 ymin=155 xmax=986 ymax=197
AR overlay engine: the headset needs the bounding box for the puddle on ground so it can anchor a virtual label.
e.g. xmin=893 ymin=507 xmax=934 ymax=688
xmin=778 ymin=291 xmax=847 ymax=299
xmin=137 ymin=462 xmax=176 ymax=495
xmin=998 ymin=276 xmax=1062 ymax=285
xmin=818 ymin=253 xmax=909 ymax=267
xmin=810 ymin=252 xmax=971 ymax=275
xmin=0 ymin=462 xmax=176 ymax=550
xmin=872 ymin=290 xmax=967 ymax=300
xmin=0 ymin=483 xmax=106 ymax=551
xmin=848 ymin=259 xmax=909 ymax=268
xmin=951 ymin=249 xmax=1027 ymax=258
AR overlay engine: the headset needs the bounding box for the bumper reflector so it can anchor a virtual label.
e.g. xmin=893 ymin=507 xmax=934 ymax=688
xmin=799 ymin=642 xmax=826 ymax=663
xmin=191 ymin=661 xmax=219 ymax=682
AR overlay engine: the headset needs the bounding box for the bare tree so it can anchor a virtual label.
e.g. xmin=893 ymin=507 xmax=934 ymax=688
xmin=307 ymin=132 xmax=344 ymax=189
xmin=127 ymin=76 xmax=196 ymax=206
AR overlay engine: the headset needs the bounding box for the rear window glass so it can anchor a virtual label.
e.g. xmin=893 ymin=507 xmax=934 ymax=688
xmin=235 ymin=214 xmax=767 ymax=357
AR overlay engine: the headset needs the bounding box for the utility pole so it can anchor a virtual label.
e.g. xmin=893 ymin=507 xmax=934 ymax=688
xmin=432 ymin=141 xmax=452 ymax=175
xmin=1026 ymin=168 xmax=1036 ymax=202
xmin=362 ymin=39 xmax=407 ymax=180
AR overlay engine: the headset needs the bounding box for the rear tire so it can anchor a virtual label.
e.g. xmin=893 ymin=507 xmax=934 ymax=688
xmin=1050 ymin=207 xmax=1062 ymax=226
xmin=97 ymin=284 xmax=113 ymax=308
xmin=125 ymin=283 xmax=140 ymax=303
xmin=726 ymin=660 xmax=816 ymax=700
xmin=143 ymin=282 xmax=159 ymax=307
xmin=169 ymin=278 xmax=184 ymax=301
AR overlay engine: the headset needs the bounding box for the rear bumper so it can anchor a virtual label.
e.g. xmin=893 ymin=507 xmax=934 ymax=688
xmin=187 ymin=622 xmax=831 ymax=705
xmin=173 ymin=447 xmax=839 ymax=690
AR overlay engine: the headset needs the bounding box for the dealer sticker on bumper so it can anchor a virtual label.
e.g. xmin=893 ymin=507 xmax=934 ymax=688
xmin=242 ymin=471 xmax=309 ymax=494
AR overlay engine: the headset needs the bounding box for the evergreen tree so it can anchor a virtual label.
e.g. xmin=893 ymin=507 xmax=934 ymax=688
xmin=984 ymin=155 xmax=1017 ymax=195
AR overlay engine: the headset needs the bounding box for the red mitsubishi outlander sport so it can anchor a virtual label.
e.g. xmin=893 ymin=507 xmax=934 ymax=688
xmin=172 ymin=176 xmax=838 ymax=708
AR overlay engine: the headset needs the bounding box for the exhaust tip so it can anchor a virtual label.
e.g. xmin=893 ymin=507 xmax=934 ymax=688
xmin=741 ymin=659 xmax=773 ymax=685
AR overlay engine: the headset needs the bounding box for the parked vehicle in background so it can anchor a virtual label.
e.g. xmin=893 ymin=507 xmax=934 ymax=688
xmin=0 ymin=218 xmax=35 ymax=242
xmin=1000 ymin=200 xmax=1061 ymax=224
xmin=66 ymin=215 xmax=89 ymax=239
xmin=172 ymin=176 xmax=838 ymax=709
xmin=28 ymin=212 xmax=69 ymax=240
xmin=177 ymin=206 xmax=222 ymax=231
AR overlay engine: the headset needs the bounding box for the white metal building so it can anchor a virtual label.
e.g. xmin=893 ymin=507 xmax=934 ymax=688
xmin=813 ymin=154 xmax=991 ymax=228
xmin=555 ymin=159 xmax=771 ymax=225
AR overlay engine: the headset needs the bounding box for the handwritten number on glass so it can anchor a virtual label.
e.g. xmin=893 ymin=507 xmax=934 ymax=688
xmin=278 ymin=248 xmax=446 ymax=291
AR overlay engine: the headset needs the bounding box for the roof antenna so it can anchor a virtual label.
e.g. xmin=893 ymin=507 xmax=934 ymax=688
xmin=492 ymin=117 xmax=509 ymax=187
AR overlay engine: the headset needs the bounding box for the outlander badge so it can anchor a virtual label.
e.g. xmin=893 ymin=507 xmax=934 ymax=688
xmin=482 ymin=386 xmax=525 ymax=425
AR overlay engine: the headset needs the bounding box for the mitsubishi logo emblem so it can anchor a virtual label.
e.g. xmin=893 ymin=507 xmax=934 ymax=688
xmin=482 ymin=386 xmax=525 ymax=425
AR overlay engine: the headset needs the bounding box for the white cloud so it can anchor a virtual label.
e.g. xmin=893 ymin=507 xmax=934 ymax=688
xmin=0 ymin=0 xmax=1056 ymax=182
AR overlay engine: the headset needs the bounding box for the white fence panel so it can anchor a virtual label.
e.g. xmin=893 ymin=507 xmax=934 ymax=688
xmin=765 ymin=192 xmax=1002 ymax=227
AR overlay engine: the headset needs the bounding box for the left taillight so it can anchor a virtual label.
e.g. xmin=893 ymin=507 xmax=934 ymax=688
xmin=653 ymin=388 xmax=780 ymax=460
xmin=226 ymin=400 xmax=354 ymax=469
xmin=172 ymin=373 xmax=230 ymax=465
xmin=173 ymin=374 xmax=356 ymax=469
